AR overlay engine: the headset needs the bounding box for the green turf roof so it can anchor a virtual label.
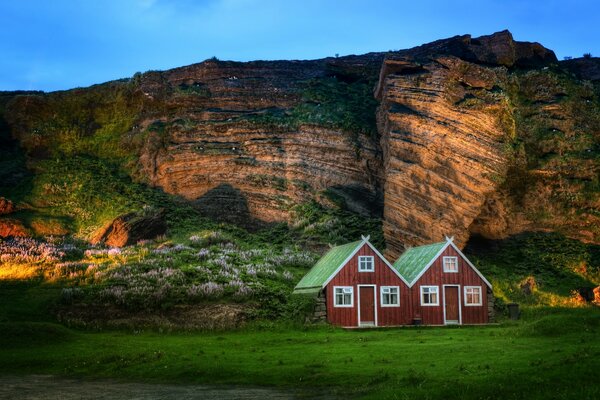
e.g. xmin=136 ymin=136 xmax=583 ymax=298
xmin=393 ymin=241 xmax=447 ymax=284
xmin=293 ymin=240 xmax=362 ymax=293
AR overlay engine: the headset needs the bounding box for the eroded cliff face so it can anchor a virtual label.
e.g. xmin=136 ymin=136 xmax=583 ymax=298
xmin=376 ymin=31 xmax=599 ymax=257
xmin=136 ymin=57 xmax=384 ymax=224
xmin=376 ymin=55 xmax=512 ymax=258
xmin=3 ymin=31 xmax=599 ymax=256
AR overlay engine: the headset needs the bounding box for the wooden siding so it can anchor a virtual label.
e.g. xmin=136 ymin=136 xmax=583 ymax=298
xmin=410 ymin=246 xmax=489 ymax=325
xmin=325 ymin=243 xmax=411 ymax=327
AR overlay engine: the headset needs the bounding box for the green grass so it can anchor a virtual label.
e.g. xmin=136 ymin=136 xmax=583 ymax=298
xmin=6 ymin=82 xmax=144 ymax=165
xmin=0 ymin=302 xmax=598 ymax=399
xmin=500 ymin=67 xmax=600 ymax=242
xmin=469 ymin=232 xmax=600 ymax=306
xmin=1 ymin=279 xmax=599 ymax=399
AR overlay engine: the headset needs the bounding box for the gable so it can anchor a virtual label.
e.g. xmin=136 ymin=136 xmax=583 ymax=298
xmin=393 ymin=239 xmax=492 ymax=288
xmin=294 ymin=238 xmax=410 ymax=294
xmin=322 ymin=241 xmax=410 ymax=287
xmin=446 ymin=241 xmax=492 ymax=288
xmin=392 ymin=241 xmax=446 ymax=284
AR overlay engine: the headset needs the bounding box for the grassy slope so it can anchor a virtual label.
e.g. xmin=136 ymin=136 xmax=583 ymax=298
xmin=0 ymin=306 xmax=599 ymax=399
xmin=469 ymin=232 xmax=600 ymax=307
xmin=503 ymin=67 xmax=600 ymax=241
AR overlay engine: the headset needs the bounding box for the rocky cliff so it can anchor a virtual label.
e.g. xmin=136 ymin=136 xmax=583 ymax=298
xmin=2 ymin=31 xmax=599 ymax=256
xmin=138 ymin=57 xmax=385 ymax=224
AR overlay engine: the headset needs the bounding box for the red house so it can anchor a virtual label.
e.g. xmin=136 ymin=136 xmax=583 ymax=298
xmin=293 ymin=235 xmax=412 ymax=327
xmin=294 ymin=236 xmax=493 ymax=327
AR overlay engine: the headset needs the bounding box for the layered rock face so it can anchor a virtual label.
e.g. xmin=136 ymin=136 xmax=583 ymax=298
xmin=136 ymin=57 xmax=385 ymax=224
xmin=376 ymin=56 xmax=511 ymax=258
xmin=375 ymin=31 xmax=560 ymax=258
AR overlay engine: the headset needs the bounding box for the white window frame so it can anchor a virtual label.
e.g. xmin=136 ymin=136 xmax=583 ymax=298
xmin=358 ymin=256 xmax=375 ymax=272
xmin=333 ymin=286 xmax=354 ymax=308
xmin=443 ymin=256 xmax=459 ymax=273
xmin=464 ymin=286 xmax=483 ymax=306
xmin=420 ymin=285 xmax=439 ymax=306
xmin=380 ymin=286 xmax=400 ymax=307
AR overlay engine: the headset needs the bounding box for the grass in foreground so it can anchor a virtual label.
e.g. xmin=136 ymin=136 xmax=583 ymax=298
xmin=0 ymin=301 xmax=599 ymax=399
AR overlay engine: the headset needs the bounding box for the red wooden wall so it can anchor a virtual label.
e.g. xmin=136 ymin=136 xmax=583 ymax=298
xmin=325 ymin=243 xmax=411 ymax=327
xmin=409 ymin=246 xmax=489 ymax=325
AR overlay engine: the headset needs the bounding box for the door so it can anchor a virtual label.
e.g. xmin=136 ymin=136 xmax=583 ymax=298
xmin=359 ymin=286 xmax=375 ymax=326
xmin=444 ymin=286 xmax=460 ymax=324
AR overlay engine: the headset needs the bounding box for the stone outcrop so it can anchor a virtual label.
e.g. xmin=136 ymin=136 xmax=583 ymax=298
xmin=392 ymin=30 xmax=556 ymax=68
xmin=91 ymin=210 xmax=167 ymax=247
xmin=0 ymin=198 xmax=14 ymax=215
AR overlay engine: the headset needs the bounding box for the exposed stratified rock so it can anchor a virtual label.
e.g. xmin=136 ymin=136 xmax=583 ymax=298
xmin=376 ymin=54 xmax=511 ymax=258
xmin=0 ymin=198 xmax=14 ymax=215
xmin=137 ymin=56 xmax=385 ymax=223
xmin=3 ymin=30 xmax=598 ymax=257
xmin=393 ymin=30 xmax=557 ymax=67
xmin=91 ymin=211 xmax=167 ymax=247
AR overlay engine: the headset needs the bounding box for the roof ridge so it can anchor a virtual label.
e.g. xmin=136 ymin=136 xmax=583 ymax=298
xmin=392 ymin=241 xmax=448 ymax=284
xmin=293 ymin=238 xmax=365 ymax=292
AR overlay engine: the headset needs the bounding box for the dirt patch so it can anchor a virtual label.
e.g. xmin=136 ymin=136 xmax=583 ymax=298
xmin=56 ymin=303 xmax=252 ymax=330
xmin=0 ymin=375 xmax=330 ymax=400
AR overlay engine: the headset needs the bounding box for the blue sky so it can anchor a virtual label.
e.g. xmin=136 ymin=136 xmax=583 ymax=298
xmin=1 ymin=0 xmax=598 ymax=92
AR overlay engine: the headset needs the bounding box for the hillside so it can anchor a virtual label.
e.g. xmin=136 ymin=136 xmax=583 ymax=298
xmin=0 ymin=30 xmax=599 ymax=321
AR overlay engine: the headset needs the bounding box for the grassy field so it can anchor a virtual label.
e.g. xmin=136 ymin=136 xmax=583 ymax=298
xmin=1 ymin=282 xmax=599 ymax=399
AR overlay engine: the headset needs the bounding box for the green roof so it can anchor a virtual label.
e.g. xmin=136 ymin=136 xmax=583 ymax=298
xmin=293 ymin=240 xmax=362 ymax=293
xmin=393 ymin=241 xmax=447 ymax=284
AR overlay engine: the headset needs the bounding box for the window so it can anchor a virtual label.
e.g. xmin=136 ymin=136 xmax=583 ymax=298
xmin=443 ymin=256 xmax=458 ymax=272
xmin=358 ymin=256 xmax=375 ymax=272
xmin=420 ymin=286 xmax=439 ymax=306
xmin=380 ymin=286 xmax=400 ymax=307
xmin=334 ymin=286 xmax=354 ymax=307
xmin=464 ymin=286 xmax=482 ymax=306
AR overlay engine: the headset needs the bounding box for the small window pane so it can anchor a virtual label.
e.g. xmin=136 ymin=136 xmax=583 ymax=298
xmin=443 ymin=257 xmax=458 ymax=272
xmin=381 ymin=286 xmax=399 ymax=306
xmin=465 ymin=287 xmax=481 ymax=305
xmin=334 ymin=287 xmax=353 ymax=306
xmin=421 ymin=286 xmax=438 ymax=305
xmin=358 ymin=256 xmax=374 ymax=272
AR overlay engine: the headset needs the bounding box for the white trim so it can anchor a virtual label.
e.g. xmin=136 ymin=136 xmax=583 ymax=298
xmin=406 ymin=238 xmax=493 ymax=288
xmin=357 ymin=284 xmax=378 ymax=326
xmin=358 ymin=256 xmax=375 ymax=272
xmin=321 ymin=238 xmax=368 ymax=288
xmin=442 ymin=256 xmax=459 ymax=273
xmin=464 ymin=285 xmax=483 ymax=306
xmin=321 ymin=237 xmax=411 ymax=289
xmin=448 ymin=241 xmax=493 ymax=289
xmin=363 ymin=240 xmax=411 ymax=286
xmin=407 ymin=242 xmax=451 ymax=286
xmin=333 ymin=286 xmax=354 ymax=307
xmin=380 ymin=286 xmax=400 ymax=307
xmin=443 ymin=284 xmax=462 ymax=325
xmin=420 ymin=285 xmax=439 ymax=306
